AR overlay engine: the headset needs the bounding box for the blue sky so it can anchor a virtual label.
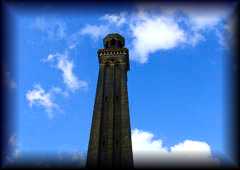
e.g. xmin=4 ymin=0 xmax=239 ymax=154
xmin=4 ymin=2 xmax=236 ymax=166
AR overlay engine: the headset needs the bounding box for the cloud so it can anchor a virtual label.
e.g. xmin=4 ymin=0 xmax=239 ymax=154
xmin=215 ymin=16 xmax=235 ymax=48
xmin=135 ymin=3 xmax=230 ymax=30
xmin=180 ymin=6 xmax=228 ymax=31
xmin=57 ymin=56 xmax=86 ymax=91
xmin=177 ymin=5 xmax=230 ymax=47
xmin=131 ymin=129 xmax=218 ymax=167
xmin=9 ymin=135 xmax=21 ymax=159
xmin=45 ymin=52 xmax=88 ymax=91
xmin=56 ymin=150 xmax=86 ymax=167
xmin=26 ymin=84 xmax=59 ymax=118
xmin=189 ymin=32 xmax=206 ymax=46
xmin=80 ymin=12 xmax=126 ymax=43
xmin=3 ymin=134 xmax=21 ymax=166
xmin=170 ymin=140 xmax=212 ymax=157
xmin=132 ymin=129 xmax=168 ymax=153
xmin=50 ymin=86 xmax=69 ymax=97
xmin=9 ymin=134 xmax=20 ymax=158
xmin=80 ymin=24 xmax=109 ymax=40
xmin=130 ymin=13 xmax=186 ymax=63
xmin=33 ymin=17 xmax=83 ymax=49
xmin=101 ymin=12 xmax=126 ymax=26
xmin=97 ymin=4 xmax=232 ymax=63
xmin=67 ymin=32 xmax=82 ymax=49
xmin=33 ymin=17 xmax=66 ymax=40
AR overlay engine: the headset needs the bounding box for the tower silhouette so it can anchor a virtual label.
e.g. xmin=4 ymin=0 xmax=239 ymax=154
xmin=87 ymin=33 xmax=133 ymax=168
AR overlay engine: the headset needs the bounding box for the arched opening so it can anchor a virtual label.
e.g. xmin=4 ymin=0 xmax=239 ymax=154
xmin=116 ymin=41 xmax=123 ymax=48
xmin=105 ymin=61 xmax=111 ymax=66
xmin=110 ymin=39 xmax=116 ymax=48
xmin=105 ymin=96 xmax=108 ymax=102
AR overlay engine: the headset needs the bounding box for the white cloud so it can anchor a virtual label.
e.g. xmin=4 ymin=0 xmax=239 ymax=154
xmin=131 ymin=129 xmax=218 ymax=167
xmin=71 ymin=151 xmax=83 ymax=161
xmin=26 ymin=84 xmax=59 ymax=118
xmin=189 ymin=31 xmax=206 ymax=46
xmin=132 ymin=129 xmax=168 ymax=153
xmin=101 ymin=12 xmax=126 ymax=26
xmin=130 ymin=13 xmax=186 ymax=63
xmin=98 ymin=4 xmax=232 ymax=63
xmin=136 ymin=3 xmax=229 ymax=30
xmin=178 ymin=5 xmax=229 ymax=47
xmin=56 ymin=150 xmax=86 ymax=167
xmin=9 ymin=134 xmax=20 ymax=159
xmin=9 ymin=134 xmax=17 ymax=147
xmin=45 ymin=52 xmax=88 ymax=91
xmin=33 ymin=17 xmax=66 ymax=40
xmin=4 ymin=134 xmax=21 ymax=165
xmin=180 ymin=6 xmax=228 ymax=31
xmin=215 ymin=17 xmax=234 ymax=48
xmin=80 ymin=24 xmax=109 ymax=40
xmin=170 ymin=140 xmax=212 ymax=157
xmin=57 ymin=56 xmax=85 ymax=91
xmin=131 ymin=5 xmax=230 ymax=63
xmin=50 ymin=86 xmax=69 ymax=97
xmin=189 ymin=13 xmax=223 ymax=30
xmin=68 ymin=24 xmax=108 ymax=49
xmin=67 ymin=32 xmax=82 ymax=49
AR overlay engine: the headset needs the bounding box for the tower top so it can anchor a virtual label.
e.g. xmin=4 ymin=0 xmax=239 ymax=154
xmin=103 ymin=33 xmax=125 ymax=48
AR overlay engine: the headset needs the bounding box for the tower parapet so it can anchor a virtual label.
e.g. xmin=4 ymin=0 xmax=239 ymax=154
xmin=98 ymin=33 xmax=130 ymax=71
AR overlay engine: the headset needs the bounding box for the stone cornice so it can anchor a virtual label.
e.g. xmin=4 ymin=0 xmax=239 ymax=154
xmin=97 ymin=48 xmax=130 ymax=71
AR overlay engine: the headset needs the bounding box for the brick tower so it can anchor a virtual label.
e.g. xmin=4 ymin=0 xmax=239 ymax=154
xmin=86 ymin=33 xmax=133 ymax=168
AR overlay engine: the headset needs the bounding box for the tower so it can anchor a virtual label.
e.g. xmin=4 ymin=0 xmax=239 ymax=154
xmin=87 ymin=33 xmax=133 ymax=168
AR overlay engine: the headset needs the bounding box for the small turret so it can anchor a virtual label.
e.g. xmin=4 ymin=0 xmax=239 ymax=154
xmin=103 ymin=33 xmax=125 ymax=48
